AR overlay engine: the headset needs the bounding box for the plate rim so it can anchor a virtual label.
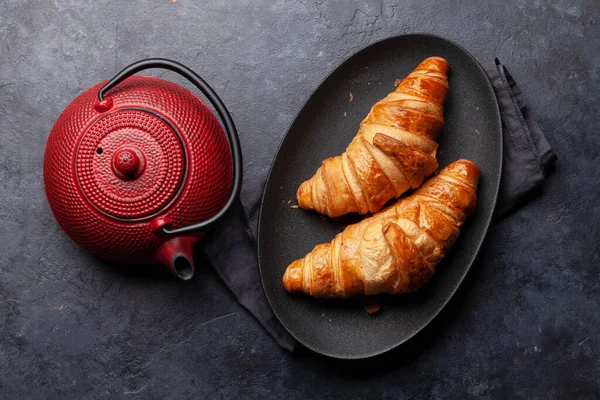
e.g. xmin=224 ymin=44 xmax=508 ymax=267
xmin=257 ymin=33 xmax=503 ymax=359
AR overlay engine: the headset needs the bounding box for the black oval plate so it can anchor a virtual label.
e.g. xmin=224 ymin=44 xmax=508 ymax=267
xmin=258 ymin=34 xmax=502 ymax=359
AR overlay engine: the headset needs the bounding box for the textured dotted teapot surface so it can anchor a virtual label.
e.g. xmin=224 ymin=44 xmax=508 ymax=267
xmin=76 ymin=109 xmax=186 ymax=220
xmin=43 ymin=76 xmax=232 ymax=264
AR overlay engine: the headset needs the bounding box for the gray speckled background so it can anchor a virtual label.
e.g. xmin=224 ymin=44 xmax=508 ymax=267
xmin=0 ymin=0 xmax=598 ymax=399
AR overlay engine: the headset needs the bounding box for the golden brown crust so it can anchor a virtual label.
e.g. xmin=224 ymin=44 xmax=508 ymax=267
xmin=283 ymin=159 xmax=480 ymax=298
xmin=372 ymin=133 xmax=439 ymax=188
xmin=382 ymin=222 xmax=433 ymax=293
xmin=297 ymin=57 xmax=450 ymax=217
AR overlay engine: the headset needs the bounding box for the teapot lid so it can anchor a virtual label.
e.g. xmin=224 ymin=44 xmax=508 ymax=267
xmin=76 ymin=108 xmax=185 ymax=220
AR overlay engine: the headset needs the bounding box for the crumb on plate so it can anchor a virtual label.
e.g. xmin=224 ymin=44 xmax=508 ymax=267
xmin=364 ymin=303 xmax=380 ymax=314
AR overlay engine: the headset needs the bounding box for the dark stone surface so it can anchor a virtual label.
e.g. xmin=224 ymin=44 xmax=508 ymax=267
xmin=0 ymin=0 xmax=598 ymax=398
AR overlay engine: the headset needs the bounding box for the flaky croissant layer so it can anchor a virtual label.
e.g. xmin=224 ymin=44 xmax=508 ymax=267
xmin=297 ymin=57 xmax=450 ymax=217
xmin=284 ymin=159 xmax=480 ymax=299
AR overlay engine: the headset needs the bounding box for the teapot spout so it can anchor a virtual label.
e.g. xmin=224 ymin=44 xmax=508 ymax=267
xmin=155 ymin=236 xmax=199 ymax=281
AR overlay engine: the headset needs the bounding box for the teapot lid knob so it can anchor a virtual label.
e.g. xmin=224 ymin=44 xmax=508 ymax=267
xmin=112 ymin=146 xmax=145 ymax=179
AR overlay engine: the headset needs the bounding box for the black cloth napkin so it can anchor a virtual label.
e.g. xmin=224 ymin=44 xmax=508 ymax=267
xmin=200 ymin=59 xmax=557 ymax=352
xmin=483 ymin=58 xmax=557 ymax=218
xmin=200 ymin=200 xmax=297 ymax=352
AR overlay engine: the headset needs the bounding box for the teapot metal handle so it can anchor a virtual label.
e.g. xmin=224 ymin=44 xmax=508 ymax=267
xmin=98 ymin=58 xmax=242 ymax=235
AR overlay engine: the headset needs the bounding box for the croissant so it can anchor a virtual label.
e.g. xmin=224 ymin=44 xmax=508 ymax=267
xmin=297 ymin=56 xmax=450 ymax=217
xmin=283 ymin=159 xmax=480 ymax=298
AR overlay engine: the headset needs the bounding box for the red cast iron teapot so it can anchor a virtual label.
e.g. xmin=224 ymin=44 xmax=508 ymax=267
xmin=43 ymin=59 xmax=242 ymax=280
